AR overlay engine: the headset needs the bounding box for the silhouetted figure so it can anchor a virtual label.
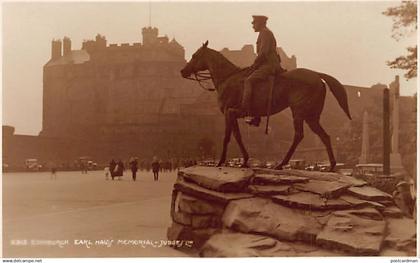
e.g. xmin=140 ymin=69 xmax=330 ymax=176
xmin=145 ymin=160 xmax=151 ymax=172
xmin=116 ymin=160 xmax=124 ymax=180
xmin=50 ymin=161 xmax=57 ymax=180
xmin=109 ymin=159 xmax=116 ymax=180
xmin=152 ymin=157 xmax=160 ymax=181
xmin=104 ymin=167 xmax=110 ymax=180
xmin=81 ymin=162 xmax=88 ymax=174
xmin=130 ymin=158 xmax=138 ymax=181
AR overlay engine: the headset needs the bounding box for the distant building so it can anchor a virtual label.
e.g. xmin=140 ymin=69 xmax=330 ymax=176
xmin=220 ymin=45 xmax=297 ymax=70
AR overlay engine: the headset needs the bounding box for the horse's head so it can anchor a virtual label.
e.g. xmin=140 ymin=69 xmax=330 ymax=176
xmin=181 ymin=41 xmax=211 ymax=78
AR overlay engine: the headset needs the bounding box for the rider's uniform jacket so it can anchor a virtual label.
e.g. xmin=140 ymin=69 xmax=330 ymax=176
xmin=254 ymin=26 xmax=281 ymax=73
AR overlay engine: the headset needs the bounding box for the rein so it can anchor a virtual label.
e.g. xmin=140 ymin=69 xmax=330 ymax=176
xmin=185 ymin=71 xmax=216 ymax=91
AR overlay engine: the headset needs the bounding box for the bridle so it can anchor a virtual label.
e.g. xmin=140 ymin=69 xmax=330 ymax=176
xmin=185 ymin=71 xmax=216 ymax=92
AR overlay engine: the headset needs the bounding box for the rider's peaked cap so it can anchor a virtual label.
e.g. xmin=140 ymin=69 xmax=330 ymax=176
xmin=252 ymin=15 xmax=268 ymax=23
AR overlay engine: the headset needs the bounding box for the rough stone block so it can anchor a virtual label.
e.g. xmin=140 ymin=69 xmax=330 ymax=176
xmin=174 ymin=180 xmax=253 ymax=205
xmin=252 ymin=173 xmax=308 ymax=185
xmin=294 ymin=180 xmax=351 ymax=198
xmin=382 ymin=206 xmax=404 ymax=218
xmin=334 ymin=207 xmax=383 ymax=221
xmin=272 ymin=192 xmax=324 ymax=210
xmin=324 ymin=198 xmax=354 ymax=210
xmin=339 ymin=194 xmax=385 ymax=210
xmin=191 ymin=214 xmax=217 ymax=229
xmin=168 ymin=167 xmax=415 ymax=257
xmin=316 ymin=209 xmax=386 ymax=255
xmin=338 ymin=175 xmax=368 ymax=187
xmin=222 ymin=197 xmax=322 ymax=242
xmin=247 ymin=184 xmax=291 ymax=195
xmin=173 ymin=211 xmax=192 ymax=226
xmin=253 ymin=168 xmax=342 ymax=182
xmin=384 ymin=217 xmax=416 ymax=255
xmin=272 ymin=192 xmax=353 ymax=210
xmin=179 ymin=166 xmax=254 ymax=192
xmin=200 ymin=232 xmax=296 ymax=257
xmin=347 ymin=186 xmax=393 ymax=202
xmin=178 ymin=193 xmax=224 ymax=215
xmin=290 ymin=241 xmax=346 ymax=256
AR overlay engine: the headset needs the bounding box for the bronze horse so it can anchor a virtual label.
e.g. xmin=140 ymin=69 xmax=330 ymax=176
xmin=181 ymin=41 xmax=351 ymax=171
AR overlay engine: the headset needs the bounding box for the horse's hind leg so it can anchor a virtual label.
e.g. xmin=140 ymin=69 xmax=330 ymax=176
xmin=275 ymin=118 xmax=304 ymax=170
xmin=217 ymin=108 xmax=234 ymax=167
xmin=306 ymin=118 xmax=336 ymax=171
xmin=230 ymin=110 xmax=249 ymax=167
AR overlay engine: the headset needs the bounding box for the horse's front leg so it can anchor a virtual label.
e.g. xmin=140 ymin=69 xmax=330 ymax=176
xmin=229 ymin=109 xmax=249 ymax=168
xmin=217 ymin=109 xmax=233 ymax=167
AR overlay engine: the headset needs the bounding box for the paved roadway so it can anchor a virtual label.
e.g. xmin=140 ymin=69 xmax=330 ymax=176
xmin=2 ymin=170 xmax=188 ymax=258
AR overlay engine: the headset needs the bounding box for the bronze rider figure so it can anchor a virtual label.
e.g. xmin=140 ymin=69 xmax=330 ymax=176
xmin=241 ymin=15 xmax=283 ymax=127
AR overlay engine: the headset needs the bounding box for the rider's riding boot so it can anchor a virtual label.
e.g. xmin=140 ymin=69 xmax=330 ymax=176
xmin=245 ymin=116 xmax=261 ymax=127
xmin=241 ymin=80 xmax=252 ymax=116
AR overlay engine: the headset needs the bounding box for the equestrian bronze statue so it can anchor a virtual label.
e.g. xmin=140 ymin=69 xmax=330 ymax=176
xmin=180 ymin=41 xmax=351 ymax=171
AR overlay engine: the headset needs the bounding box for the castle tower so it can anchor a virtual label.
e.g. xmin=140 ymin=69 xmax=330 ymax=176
xmin=95 ymin=34 xmax=107 ymax=48
xmin=142 ymin=27 xmax=159 ymax=46
xmin=63 ymin=37 xmax=71 ymax=56
xmin=51 ymin=39 xmax=62 ymax=60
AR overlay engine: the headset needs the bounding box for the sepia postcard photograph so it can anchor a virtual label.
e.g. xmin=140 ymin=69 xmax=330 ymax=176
xmin=1 ymin=0 xmax=418 ymax=261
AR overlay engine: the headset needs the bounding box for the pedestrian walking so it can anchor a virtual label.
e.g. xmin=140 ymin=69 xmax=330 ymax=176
xmin=116 ymin=159 xmax=124 ymax=180
xmin=109 ymin=159 xmax=116 ymax=180
xmin=104 ymin=167 xmax=110 ymax=180
xmin=152 ymin=156 xmax=160 ymax=181
xmin=129 ymin=157 xmax=138 ymax=181
xmin=50 ymin=161 xmax=57 ymax=180
xmin=80 ymin=162 xmax=88 ymax=174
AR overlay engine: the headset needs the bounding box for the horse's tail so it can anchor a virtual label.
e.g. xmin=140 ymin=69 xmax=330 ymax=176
xmin=318 ymin=72 xmax=352 ymax=120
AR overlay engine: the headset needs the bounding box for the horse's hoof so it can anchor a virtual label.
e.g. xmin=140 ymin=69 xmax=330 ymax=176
xmin=329 ymin=162 xmax=336 ymax=172
xmin=274 ymin=165 xmax=283 ymax=170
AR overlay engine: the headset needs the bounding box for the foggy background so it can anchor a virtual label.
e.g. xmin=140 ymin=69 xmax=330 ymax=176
xmin=2 ymin=1 xmax=417 ymax=135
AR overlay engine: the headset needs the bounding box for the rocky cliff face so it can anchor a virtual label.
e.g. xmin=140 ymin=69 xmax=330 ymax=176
xmin=167 ymin=166 xmax=416 ymax=257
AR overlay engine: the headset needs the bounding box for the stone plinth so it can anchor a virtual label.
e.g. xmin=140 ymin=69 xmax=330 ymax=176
xmin=167 ymin=166 xmax=416 ymax=257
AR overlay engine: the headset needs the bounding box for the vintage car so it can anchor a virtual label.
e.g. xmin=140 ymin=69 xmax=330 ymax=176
xmin=264 ymin=160 xmax=278 ymax=169
xmin=248 ymin=158 xmax=263 ymax=168
xmin=319 ymin=163 xmax=346 ymax=172
xmin=24 ymin=158 xmax=42 ymax=171
xmin=198 ymin=159 xmax=216 ymax=167
xmin=227 ymin=158 xmax=243 ymax=168
xmin=289 ymin=159 xmax=306 ymax=170
xmin=352 ymin=163 xmax=383 ymax=176
xmin=78 ymin=156 xmax=98 ymax=170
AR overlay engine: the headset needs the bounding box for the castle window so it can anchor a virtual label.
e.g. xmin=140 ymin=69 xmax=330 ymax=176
xmin=357 ymin=91 xmax=361 ymax=98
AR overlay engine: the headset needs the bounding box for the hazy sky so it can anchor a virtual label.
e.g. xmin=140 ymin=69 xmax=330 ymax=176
xmin=2 ymin=1 xmax=417 ymax=135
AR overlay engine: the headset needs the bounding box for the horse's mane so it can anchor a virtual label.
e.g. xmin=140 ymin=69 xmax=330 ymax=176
xmin=201 ymin=48 xmax=255 ymax=107
xmin=206 ymin=48 xmax=242 ymax=73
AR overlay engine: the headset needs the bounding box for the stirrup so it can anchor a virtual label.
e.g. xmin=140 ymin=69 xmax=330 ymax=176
xmin=245 ymin=117 xmax=261 ymax=127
